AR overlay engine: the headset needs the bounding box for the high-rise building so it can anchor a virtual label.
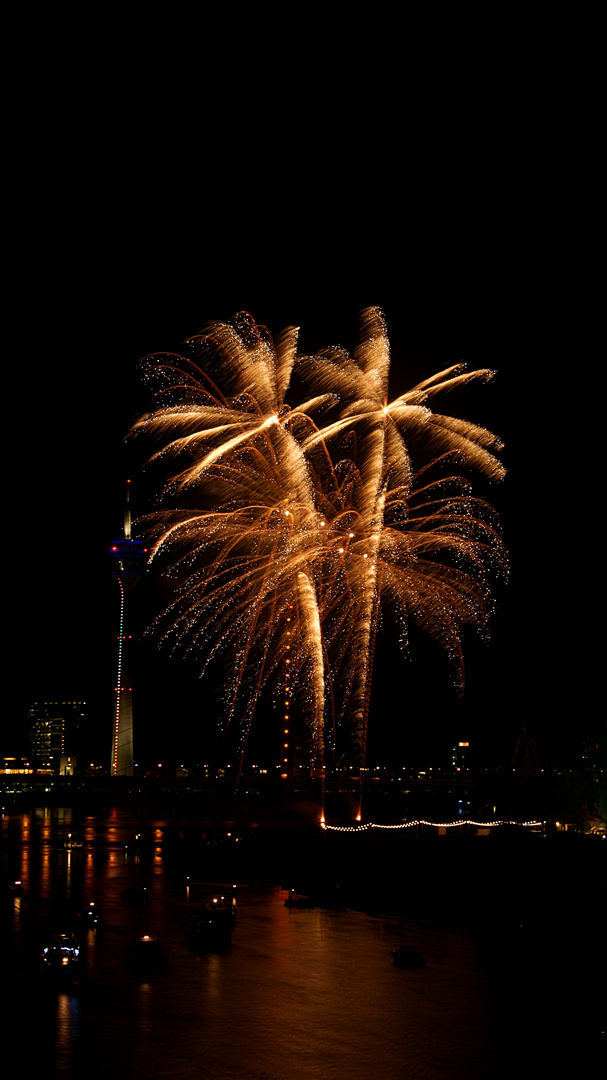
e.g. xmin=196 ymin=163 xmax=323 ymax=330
xmin=28 ymin=700 xmax=86 ymax=774
xmin=451 ymin=740 xmax=470 ymax=774
xmin=109 ymin=482 xmax=146 ymax=776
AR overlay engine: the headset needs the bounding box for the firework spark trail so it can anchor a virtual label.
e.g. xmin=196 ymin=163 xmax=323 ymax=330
xmin=133 ymin=314 xmax=332 ymax=771
xmin=142 ymin=489 xmax=329 ymax=769
xmin=295 ymin=570 xmax=326 ymax=770
xmin=297 ymin=306 xmax=507 ymax=763
xmin=135 ymin=315 xmax=333 ymax=499
xmin=134 ymin=308 xmax=507 ymax=774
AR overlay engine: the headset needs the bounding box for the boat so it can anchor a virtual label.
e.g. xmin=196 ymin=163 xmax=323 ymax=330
xmin=41 ymin=931 xmax=83 ymax=982
xmin=201 ymin=893 xmax=237 ymax=928
xmin=391 ymin=946 xmax=426 ymax=969
xmin=182 ymin=908 xmax=232 ymax=953
xmin=284 ymin=891 xmax=314 ymax=908
xmin=64 ymin=834 xmax=84 ymax=850
xmin=77 ymin=901 xmax=103 ymax=929
xmin=125 ymin=935 xmax=167 ymax=973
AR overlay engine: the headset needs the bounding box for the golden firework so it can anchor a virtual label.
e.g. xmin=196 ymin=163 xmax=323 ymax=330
xmin=297 ymin=306 xmax=507 ymax=759
xmin=133 ymin=308 xmax=507 ymax=772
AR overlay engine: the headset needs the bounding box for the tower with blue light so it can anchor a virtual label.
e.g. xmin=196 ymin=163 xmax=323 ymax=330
xmin=109 ymin=482 xmax=146 ymax=776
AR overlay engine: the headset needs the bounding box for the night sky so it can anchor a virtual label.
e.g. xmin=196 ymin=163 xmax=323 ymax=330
xmin=9 ymin=25 xmax=600 ymax=774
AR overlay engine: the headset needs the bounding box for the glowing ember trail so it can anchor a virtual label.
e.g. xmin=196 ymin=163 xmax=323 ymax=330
xmin=297 ymin=306 xmax=507 ymax=760
xmin=133 ymin=309 xmax=507 ymax=775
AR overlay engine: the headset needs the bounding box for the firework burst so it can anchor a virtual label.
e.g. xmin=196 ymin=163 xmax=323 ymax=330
xmin=133 ymin=313 xmax=332 ymax=774
xmin=297 ymin=306 xmax=507 ymax=759
xmin=133 ymin=308 xmax=507 ymax=773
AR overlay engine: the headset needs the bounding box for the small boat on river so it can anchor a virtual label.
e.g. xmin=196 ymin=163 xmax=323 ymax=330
xmin=64 ymin=834 xmax=84 ymax=850
xmin=284 ymin=891 xmax=314 ymax=908
xmin=182 ymin=896 xmax=234 ymax=953
xmin=125 ymin=935 xmax=168 ymax=973
xmin=77 ymin=901 xmax=103 ymax=929
xmin=41 ymin=931 xmax=83 ymax=983
xmin=391 ymin=946 xmax=426 ymax=969
xmin=201 ymin=893 xmax=237 ymax=928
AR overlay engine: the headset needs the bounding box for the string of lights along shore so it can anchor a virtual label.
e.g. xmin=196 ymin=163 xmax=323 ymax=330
xmin=131 ymin=307 xmax=507 ymax=778
xmin=109 ymin=482 xmax=147 ymax=776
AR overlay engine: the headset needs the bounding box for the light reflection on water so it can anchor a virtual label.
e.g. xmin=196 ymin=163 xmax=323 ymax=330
xmin=2 ymin=810 xmax=602 ymax=1079
xmin=55 ymin=993 xmax=81 ymax=1070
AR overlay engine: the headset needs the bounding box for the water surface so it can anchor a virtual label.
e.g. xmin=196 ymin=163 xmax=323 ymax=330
xmin=2 ymin=808 xmax=603 ymax=1077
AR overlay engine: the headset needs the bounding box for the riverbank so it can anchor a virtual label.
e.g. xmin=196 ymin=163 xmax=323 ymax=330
xmin=1 ymin=768 xmax=599 ymax=826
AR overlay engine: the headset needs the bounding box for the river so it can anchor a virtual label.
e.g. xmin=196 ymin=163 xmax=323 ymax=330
xmin=1 ymin=808 xmax=604 ymax=1077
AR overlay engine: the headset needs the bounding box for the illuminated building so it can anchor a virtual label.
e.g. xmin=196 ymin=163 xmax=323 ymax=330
xmin=28 ymin=700 xmax=86 ymax=774
xmin=0 ymin=757 xmax=35 ymax=776
xmin=451 ymin=740 xmax=470 ymax=774
xmin=109 ymin=483 xmax=146 ymax=776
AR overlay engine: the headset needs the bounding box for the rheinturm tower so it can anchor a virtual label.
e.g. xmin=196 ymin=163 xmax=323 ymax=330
xmin=109 ymin=482 xmax=146 ymax=776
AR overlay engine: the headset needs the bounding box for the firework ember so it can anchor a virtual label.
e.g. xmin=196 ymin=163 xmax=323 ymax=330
xmin=133 ymin=308 xmax=507 ymax=774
